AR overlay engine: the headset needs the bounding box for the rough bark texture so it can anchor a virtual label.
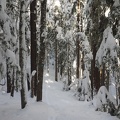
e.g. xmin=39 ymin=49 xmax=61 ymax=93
xmin=11 ymin=67 xmax=15 ymax=97
xmin=36 ymin=0 xmax=47 ymax=101
xmin=30 ymin=0 xmax=37 ymax=97
xmin=31 ymin=76 xmax=34 ymax=98
xmin=101 ymin=64 xmax=105 ymax=86
xmin=55 ymin=38 xmax=58 ymax=82
xmin=7 ymin=63 xmax=11 ymax=93
xmin=19 ymin=0 xmax=27 ymax=109
xmin=76 ymin=0 xmax=80 ymax=79
xmin=76 ymin=39 xmax=80 ymax=79
xmin=92 ymin=45 xmax=100 ymax=92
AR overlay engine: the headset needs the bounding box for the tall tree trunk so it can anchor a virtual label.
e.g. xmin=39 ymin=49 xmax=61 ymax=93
xmin=60 ymin=63 xmax=63 ymax=78
xmin=11 ymin=67 xmax=15 ymax=97
xmin=90 ymin=60 xmax=94 ymax=99
xmin=55 ymin=38 xmax=58 ymax=81
xmin=46 ymin=45 xmax=49 ymax=74
xmin=106 ymin=70 xmax=109 ymax=91
xmin=67 ymin=43 xmax=71 ymax=86
xmin=101 ymin=64 xmax=105 ymax=86
xmin=94 ymin=67 xmax=100 ymax=91
xmin=30 ymin=0 xmax=37 ymax=97
xmin=37 ymin=0 xmax=47 ymax=101
xmin=19 ymin=0 xmax=27 ymax=109
xmin=76 ymin=0 xmax=80 ymax=79
xmin=6 ymin=62 xmax=11 ymax=93
xmin=92 ymin=45 xmax=100 ymax=92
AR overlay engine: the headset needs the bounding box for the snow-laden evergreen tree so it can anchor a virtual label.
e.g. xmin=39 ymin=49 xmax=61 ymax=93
xmin=68 ymin=32 xmax=92 ymax=101
xmin=83 ymin=0 xmax=113 ymax=96
xmin=95 ymin=26 xmax=118 ymax=107
xmin=95 ymin=86 xmax=116 ymax=112
xmin=46 ymin=0 xmax=77 ymax=86
xmin=0 ymin=0 xmax=17 ymax=94
xmin=58 ymin=0 xmax=78 ymax=90
xmin=6 ymin=0 xmax=18 ymax=96
xmin=96 ymin=26 xmax=118 ymax=81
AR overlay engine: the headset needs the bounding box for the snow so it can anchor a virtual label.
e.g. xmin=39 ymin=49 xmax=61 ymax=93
xmin=94 ymin=86 xmax=116 ymax=110
xmin=105 ymin=8 xmax=110 ymax=17
xmin=32 ymin=70 xmax=36 ymax=76
xmin=6 ymin=49 xmax=16 ymax=66
xmin=96 ymin=26 xmax=117 ymax=66
xmin=0 ymin=0 xmax=6 ymax=11
xmin=113 ymin=0 xmax=120 ymax=7
xmin=0 ymin=48 xmax=6 ymax=80
xmin=0 ymin=66 xmax=119 ymax=120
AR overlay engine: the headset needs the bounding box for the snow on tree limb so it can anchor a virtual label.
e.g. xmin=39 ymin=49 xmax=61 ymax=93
xmin=6 ymin=49 xmax=16 ymax=66
xmin=25 ymin=0 xmax=34 ymax=9
xmin=96 ymin=26 xmax=117 ymax=67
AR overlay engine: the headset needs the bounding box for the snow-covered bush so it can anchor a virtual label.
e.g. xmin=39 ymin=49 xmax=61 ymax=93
xmin=96 ymin=26 xmax=117 ymax=69
xmin=94 ymin=86 xmax=116 ymax=112
xmin=76 ymin=69 xmax=91 ymax=101
xmin=69 ymin=69 xmax=91 ymax=101
xmin=63 ymin=76 xmax=70 ymax=91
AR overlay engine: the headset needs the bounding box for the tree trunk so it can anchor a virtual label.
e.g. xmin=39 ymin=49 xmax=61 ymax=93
xmin=94 ymin=67 xmax=100 ymax=92
xmin=11 ymin=67 xmax=15 ymax=97
xmin=19 ymin=0 xmax=27 ymax=109
xmin=6 ymin=62 xmax=11 ymax=93
xmin=101 ymin=64 xmax=105 ymax=86
xmin=27 ymin=73 xmax=30 ymax=91
xmin=30 ymin=0 xmax=37 ymax=97
xmin=68 ymin=63 xmax=72 ymax=86
xmin=93 ymin=45 xmax=100 ymax=92
xmin=31 ymin=76 xmax=34 ymax=98
xmin=90 ymin=60 xmax=94 ymax=99
xmin=76 ymin=29 xmax=80 ymax=79
xmin=37 ymin=0 xmax=47 ymax=101
xmin=55 ymin=38 xmax=58 ymax=81
xmin=76 ymin=0 xmax=80 ymax=79
xmin=106 ymin=70 xmax=109 ymax=91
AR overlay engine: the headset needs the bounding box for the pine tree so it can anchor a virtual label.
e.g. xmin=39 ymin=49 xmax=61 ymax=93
xmin=37 ymin=0 xmax=47 ymax=101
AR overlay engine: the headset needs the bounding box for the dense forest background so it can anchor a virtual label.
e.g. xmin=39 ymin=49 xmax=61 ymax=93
xmin=0 ymin=0 xmax=120 ymax=118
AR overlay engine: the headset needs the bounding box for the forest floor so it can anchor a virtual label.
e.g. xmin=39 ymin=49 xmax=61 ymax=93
xmin=0 ymin=66 xmax=119 ymax=120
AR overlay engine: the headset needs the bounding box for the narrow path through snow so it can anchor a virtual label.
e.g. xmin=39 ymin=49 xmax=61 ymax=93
xmin=43 ymin=70 xmax=118 ymax=120
xmin=0 ymin=68 xmax=119 ymax=120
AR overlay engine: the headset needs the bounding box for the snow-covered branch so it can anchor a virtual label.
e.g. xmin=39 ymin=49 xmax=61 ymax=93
xmin=25 ymin=0 xmax=34 ymax=9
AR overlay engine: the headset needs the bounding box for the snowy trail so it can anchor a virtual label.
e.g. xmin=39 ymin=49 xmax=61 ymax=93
xmin=43 ymin=70 xmax=118 ymax=120
xmin=0 ymin=68 xmax=119 ymax=120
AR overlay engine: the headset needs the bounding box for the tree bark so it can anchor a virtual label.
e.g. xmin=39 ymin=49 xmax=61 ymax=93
xmin=76 ymin=0 xmax=80 ymax=79
xmin=11 ymin=67 xmax=15 ymax=97
xmin=37 ymin=0 xmax=47 ymax=101
xmin=55 ymin=38 xmax=58 ymax=81
xmin=19 ymin=0 xmax=27 ymax=109
xmin=30 ymin=0 xmax=37 ymax=97
xmin=90 ymin=60 xmax=94 ymax=99
xmin=93 ymin=45 xmax=100 ymax=92
xmin=101 ymin=64 xmax=105 ymax=86
xmin=6 ymin=62 xmax=11 ymax=93
xmin=106 ymin=70 xmax=109 ymax=91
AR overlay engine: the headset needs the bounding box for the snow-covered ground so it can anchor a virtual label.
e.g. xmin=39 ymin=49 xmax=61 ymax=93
xmin=0 ymin=67 xmax=119 ymax=120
